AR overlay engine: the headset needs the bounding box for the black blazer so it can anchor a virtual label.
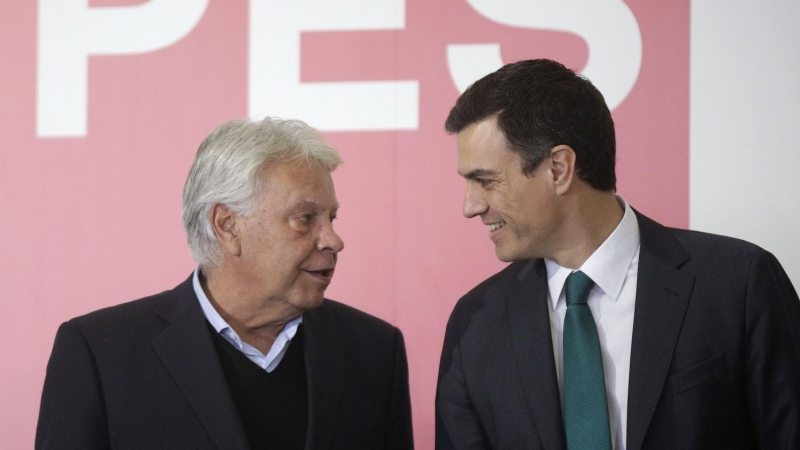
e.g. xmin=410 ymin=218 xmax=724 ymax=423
xmin=436 ymin=211 xmax=800 ymax=449
xmin=36 ymin=276 xmax=413 ymax=450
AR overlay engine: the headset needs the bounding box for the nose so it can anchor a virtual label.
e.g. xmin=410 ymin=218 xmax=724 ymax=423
xmin=462 ymin=182 xmax=488 ymax=219
xmin=317 ymin=222 xmax=345 ymax=253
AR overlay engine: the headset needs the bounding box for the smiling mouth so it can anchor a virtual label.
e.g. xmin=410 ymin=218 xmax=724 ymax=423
xmin=487 ymin=221 xmax=506 ymax=232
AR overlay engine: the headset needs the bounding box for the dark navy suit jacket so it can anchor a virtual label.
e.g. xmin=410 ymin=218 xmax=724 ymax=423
xmin=37 ymin=276 xmax=413 ymax=450
xmin=436 ymin=211 xmax=800 ymax=449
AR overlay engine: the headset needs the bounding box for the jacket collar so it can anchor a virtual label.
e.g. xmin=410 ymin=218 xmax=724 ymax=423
xmin=508 ymin=259 xmax=567 ymax=450
xmin=150 ymin=276 xmax=348 ymax=450
xmin=625 ymin=210 xmax=694 ymax=450
xmin=151 ymin=276 xmax=251 ymax=450
xmin=505 ymin=210 xmax=694 ymax=450
xmin=301 ymin=304 xmax=346 ymax=449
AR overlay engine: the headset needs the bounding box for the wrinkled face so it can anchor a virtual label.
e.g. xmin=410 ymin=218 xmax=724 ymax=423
xmin=237 ymin=161 xmax=344 ymax=313
xmin=457 ymin=117 xmax=561 ymax=262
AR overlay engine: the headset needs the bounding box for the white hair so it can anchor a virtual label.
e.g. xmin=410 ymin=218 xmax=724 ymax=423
xmin=182 ymin=117 xmax=342 ymax=268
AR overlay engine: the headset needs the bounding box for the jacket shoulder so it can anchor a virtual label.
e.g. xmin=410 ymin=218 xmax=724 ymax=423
xmin=67 ymin=275 xmax=194 ymax=332
xmin=636 ymin=209 xmax=768 ymax=271
xmin=449 ymin=260 xmax=532 ymax=323
xmin=307 ymin=300 xmax=405 ymax=371
xmin=62 ymin=279 xmax=196 ymax=349
xmin=314 ymin=299 xmax=399 ymax=336
xmin=669 ymin=226 xmax=763 ymax=255
xmin=69 ymin=289 xmax=173 ymax=330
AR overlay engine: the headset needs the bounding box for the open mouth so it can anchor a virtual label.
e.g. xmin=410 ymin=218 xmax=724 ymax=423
xmin=488 ymin=221 xmax=506 ymax=232
xmin=306 ymin=269 xmax=334 ymax=280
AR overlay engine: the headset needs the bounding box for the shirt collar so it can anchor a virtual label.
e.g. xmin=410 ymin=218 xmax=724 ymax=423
xmin=193 ymin=266 xmax=232 ymax=334
xmin=545 ymin=196 xmax=640 ymax=310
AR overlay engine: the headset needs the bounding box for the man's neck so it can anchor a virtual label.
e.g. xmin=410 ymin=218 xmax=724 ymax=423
xmin=548 ymin=189 xmax=625 ymax=269
xmin=200 ymin=268 xmax=300 ymax=354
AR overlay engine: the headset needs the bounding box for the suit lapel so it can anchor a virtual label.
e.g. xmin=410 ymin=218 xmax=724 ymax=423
xmin=302 ymin=303 xmax=345 ymax=450
xmin=151 ymin=276 xmax=250 ymax=450
xmin=626 ymin=212 xmax=695 ymax=450
xmin=508 ymin=260 xmax=567 ymax=450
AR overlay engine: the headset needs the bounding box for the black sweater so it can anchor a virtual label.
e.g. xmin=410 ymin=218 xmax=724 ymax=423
xmin=210 ymin=323 xmax=308 ymax=450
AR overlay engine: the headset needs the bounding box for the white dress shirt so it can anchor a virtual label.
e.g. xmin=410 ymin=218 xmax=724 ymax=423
xmin=545 ymin=197 xmax=640 ymax=450
xmin=193 ymin=267 xmax=301 ymax=373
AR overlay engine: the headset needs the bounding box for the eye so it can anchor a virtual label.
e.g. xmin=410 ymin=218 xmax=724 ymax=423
xmin=475 ymin=178 xmax=492 ymax=188
xmin=297 ymin=214 xmax=313 ymax=223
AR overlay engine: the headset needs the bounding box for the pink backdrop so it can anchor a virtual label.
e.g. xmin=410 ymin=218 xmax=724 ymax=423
xmin=1 ymin=1 xmax=688 ymax=448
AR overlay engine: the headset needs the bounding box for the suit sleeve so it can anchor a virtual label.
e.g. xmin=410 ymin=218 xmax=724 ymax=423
xmin=744 ymin=249 xmax=800 ymax=448
xmin=36 ymin=322 xmax=110 ymax=450
xmin=383 ymin=328 xmax=415 ymax=450
xmin=436 ymin=311 xmax=492 ymax=449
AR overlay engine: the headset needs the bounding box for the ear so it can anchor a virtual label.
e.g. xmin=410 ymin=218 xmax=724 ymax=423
xmin=210 ymin=203 xmax=242 ymax=257
xmin=549 ymin=145 xmax=577 ymax=195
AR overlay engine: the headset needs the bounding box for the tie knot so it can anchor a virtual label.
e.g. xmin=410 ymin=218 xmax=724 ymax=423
xmin=565 ymin=270 xmax=595 ymax=306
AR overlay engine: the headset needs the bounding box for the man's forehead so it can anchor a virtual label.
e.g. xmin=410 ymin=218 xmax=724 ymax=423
xmin=457 ymin=116 xmax=504 ymax=143
xmin=456 ymin=138 xmax=519 ymax=178
xmin=257 ymin=162 xmax=339 ymax=210
xmin=456 ymin=116 xmax=515 ymax=151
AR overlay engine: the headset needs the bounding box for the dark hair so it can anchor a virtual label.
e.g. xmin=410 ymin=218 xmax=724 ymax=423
xmin=445 ymin=59 xmax=616 ymax=191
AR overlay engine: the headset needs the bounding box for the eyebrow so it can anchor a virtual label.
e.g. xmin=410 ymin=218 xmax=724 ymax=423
xmin=288 ymin=198 xmax=340 ymax=211
xmin=459 ymin=169 xmax=497 ymax=180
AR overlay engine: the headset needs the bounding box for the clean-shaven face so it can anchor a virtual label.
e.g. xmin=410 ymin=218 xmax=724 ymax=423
xmin=456 ymin=116 xmax=562 ymax=262
xmin=236 ymin=161 xmax=344 ymax=313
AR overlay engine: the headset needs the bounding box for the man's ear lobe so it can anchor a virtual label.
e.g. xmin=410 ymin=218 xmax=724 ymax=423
xmin=211 ymin=203 xmax=242 ymax=257
xmin=550 ymin=145 xmax=576 ymax=194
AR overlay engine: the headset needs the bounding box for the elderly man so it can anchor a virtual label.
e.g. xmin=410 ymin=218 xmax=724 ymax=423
xmin=436 ymin=59 xmax=800 ymax=449
xmin=37 ymin=118 xmax=413 ymax=450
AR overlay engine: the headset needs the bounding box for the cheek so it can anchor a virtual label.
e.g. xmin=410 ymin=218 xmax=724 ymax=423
xmin=246 ymin=234 xmax=296 ymax=272
xmin=510 ymin=198 xmax=549 ymax=234
xmin=491 ymin=190 xmax=515 ymax=214
xmin=289 ymin=237 xmax=321 ymax=265
xmin=497 ymin=189 xmax=529 ymax=220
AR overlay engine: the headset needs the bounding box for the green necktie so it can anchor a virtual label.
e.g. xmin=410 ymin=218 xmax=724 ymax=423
xmin=563 ymin=270 xmax=612 ymax=450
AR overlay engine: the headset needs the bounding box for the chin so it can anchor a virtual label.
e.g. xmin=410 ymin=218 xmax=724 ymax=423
xmin=494 ymin=245 xmax=535 ymax=263
xmin=494 ymin=249 xmax=516 ymax=263
xmin=495 ymin=253 xmax=514 ymax=263
xmin=303 ymin=295 xmax=326 ymax=311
